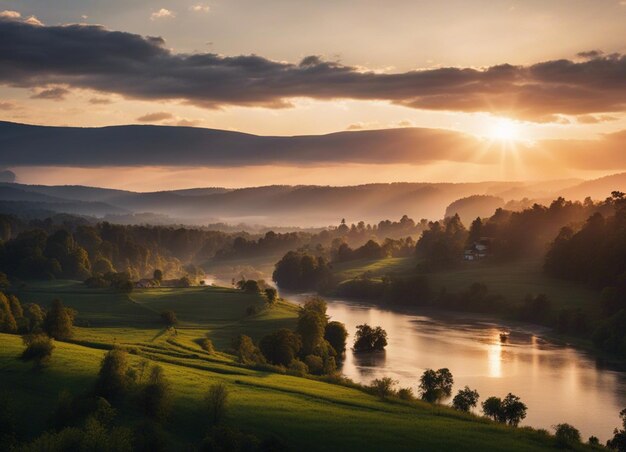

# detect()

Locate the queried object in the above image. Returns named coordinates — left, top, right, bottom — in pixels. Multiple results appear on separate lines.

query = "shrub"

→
left=554, top=423, right=581, bottom=447
left=370, top=377, right=398, bottom=400
left=21, top=333, right=54, bottom=370
left=288, top=359, right=309, bottom=377
left=160, top=310, right=177, bottom=326
left=133, top=420, right=169, bottom=452
left=201, top=426, right=259, bottom=452
left=397, top=387, right=415, bottom=401
left=205, top=382, right=228, bottom=425
left=304, top=355, right=324, bottom=375
left=200, top=338, right=215, bottom=354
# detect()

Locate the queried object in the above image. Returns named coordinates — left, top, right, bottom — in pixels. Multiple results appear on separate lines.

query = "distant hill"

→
left=557, top=172, right=626, bottom=200
left=1, top=173, right=624, bottom=226
left=445, top=195, right=505, bottom=224
left=0, top=121, right=624, bottom=226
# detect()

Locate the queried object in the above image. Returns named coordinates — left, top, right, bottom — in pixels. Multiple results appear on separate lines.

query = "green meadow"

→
left=330, top=256, right=598, bottom=310
left=0, top=280, right=588, bottom=450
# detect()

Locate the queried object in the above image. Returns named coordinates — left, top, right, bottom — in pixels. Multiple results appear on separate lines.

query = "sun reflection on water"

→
left=487, top=332, right=503, bottom=378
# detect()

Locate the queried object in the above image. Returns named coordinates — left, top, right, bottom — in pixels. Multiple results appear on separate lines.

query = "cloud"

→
left=0, top=15, right=625, bottom=121
left=150, top=8, right=175, bottom=20
left=576, top=114, right=619, bottom=124
left=0, top=10, right=21, bottom=19
left=175, top=119, right=201, bottom=127
left=190, top=4, right=210, bottom=13
left=30, top=87, right=70, bottom=100
left=137, top=112, right=174, bottom=122
left=577, top=50, right=604, bottom=59
left=88, top=97, right=112, bottom=105
left=0, top=101, right=17, bottom=110
left=346, top=123, right=364, bottom=130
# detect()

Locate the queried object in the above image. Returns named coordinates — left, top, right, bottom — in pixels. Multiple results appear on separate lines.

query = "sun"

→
left=488, top=118, right=521, bottom=142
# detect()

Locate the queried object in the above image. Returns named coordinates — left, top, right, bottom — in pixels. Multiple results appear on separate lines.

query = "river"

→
left=289, top=293, right=626, bottom=442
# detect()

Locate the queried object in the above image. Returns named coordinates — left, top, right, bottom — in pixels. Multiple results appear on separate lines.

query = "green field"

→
left=330, top=256, right=598, bottom=310
left=0, top=280, right=583, bottom=450
left=331, top=257, right=417, bottom=283
left=428, top=258, right=598, bottom=310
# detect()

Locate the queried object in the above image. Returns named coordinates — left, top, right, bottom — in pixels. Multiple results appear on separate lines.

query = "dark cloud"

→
left=1, top=14, right=625, bottom=120
left=1, top=121, right=625, bottom=173
left=577, top=50, right=604, bottom=59
left=88, top=97, right=112, bottom=105
left=30, top=87, right=69, bottom=100
left=137, top=112, right=173, bottom=122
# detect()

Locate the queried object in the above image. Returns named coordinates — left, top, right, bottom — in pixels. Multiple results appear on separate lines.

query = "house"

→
left=135, top=278, right=158, bottom=288
left=463, top=237, right=492, bottom=261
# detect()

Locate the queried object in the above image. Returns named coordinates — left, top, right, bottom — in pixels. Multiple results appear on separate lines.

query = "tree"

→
left=482, top=396, right=504, bottom=422
left=23, top=303, right=44, bottom=333
left=501, top=393, right=527, bottom=427
left=264, top=287, right=278, bottom=304
left=452, top=386, right=480, bottom=412
left=272, top=251, right=332, bottom=291
left=153, top=269, right=163, bottom=282
left=95, top=348, right=131, bottom=400
left=418, top=368, right=454, bottom=403
left=259, top=329, right=302, bottom=366
left=43, top=299, right=75, bottom=340
left=554, top=423, right=581, bottom=447
left=205, top=382, right=228, bottom=425
left=370, top=377, right=397, bottom=400
left=21, top=334, right=54, bottom=370
left=238, top=279, right=261, bottom=293
left=140, top=365, right=171, bottom=421
left=297, top=309, right=326, bottom=356
left=304, top=355, right=324, bottom=375
left=232, top=334, right=263, bottom=365
left=482, top=393, right=527, bottom=426
left=353, top=324, right=387, bottom=352
left=324, top=321, right=348, bottom=355
left=8, top=295, right=23, bottom=322
left=160, top=310, right=177, bottom=327
left=0, top=293, right=17, bottom=333
left=608, top=408, right=626, bottom=452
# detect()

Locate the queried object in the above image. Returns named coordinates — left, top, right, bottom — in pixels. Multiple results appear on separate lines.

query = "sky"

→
left=0, top=1, right=625, bottom=190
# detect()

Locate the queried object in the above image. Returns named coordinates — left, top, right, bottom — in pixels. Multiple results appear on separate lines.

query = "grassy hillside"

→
left=331, top=257, right=417, bottom=283
left=428, top=258, right=598, bottom=310
left=1, top=281, right=582, bottom=450
left=330, top=257, right=598, bottom=310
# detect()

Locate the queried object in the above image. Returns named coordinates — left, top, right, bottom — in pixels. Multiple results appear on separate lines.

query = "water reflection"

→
left=487, top=338, right=502, bottom=378
left=290, top=293, right=626, bottom=442
left=353, top=351, right=387, bottom=378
